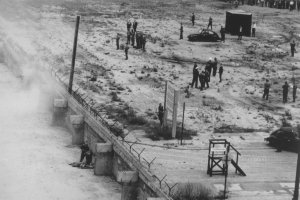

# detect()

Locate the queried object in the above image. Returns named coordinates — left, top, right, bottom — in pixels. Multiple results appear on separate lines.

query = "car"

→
left=264, top=127, right=300, bottom=152
left=188, top=29, right=221, bottom=42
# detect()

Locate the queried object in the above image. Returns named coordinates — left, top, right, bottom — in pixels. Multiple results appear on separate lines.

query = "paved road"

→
left=130, top=132, right=298, bottom=199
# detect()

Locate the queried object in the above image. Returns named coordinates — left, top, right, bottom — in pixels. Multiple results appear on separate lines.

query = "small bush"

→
left=171, top=182, right=215, bottom=200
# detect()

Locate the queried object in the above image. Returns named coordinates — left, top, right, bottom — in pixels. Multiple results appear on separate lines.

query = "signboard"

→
left=164, top=81, right=179, bottom=138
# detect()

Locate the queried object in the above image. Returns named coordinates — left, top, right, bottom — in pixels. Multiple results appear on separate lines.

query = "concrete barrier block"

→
left=96, top=143, right=112, bottom=153
left=116, top=170, right=138, bottom=183
left=70, top=115, right=84, bottom=125
left=54, top=99, right=67, bottom=108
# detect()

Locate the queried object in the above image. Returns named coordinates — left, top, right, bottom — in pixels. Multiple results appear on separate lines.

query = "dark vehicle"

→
left=264, top=127, right=300, bottom=152
left=188, top=29, right=221, bottom=42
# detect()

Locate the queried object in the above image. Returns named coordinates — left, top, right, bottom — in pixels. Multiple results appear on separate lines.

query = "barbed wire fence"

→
left=50, top=68, right=179, bottom=198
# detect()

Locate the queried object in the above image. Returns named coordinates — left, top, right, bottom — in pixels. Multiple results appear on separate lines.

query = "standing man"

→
left=199, top=71, right=205, bottom=91
left=133, top=20, right=138, bottom=32
left=207, top=17, right=213, bottom=30
left=212, top=58, right=218, bottom=77
left=127, top=20, right=131, bottom=32
left=180, top=23, right=183, bottom=40
left=191, top=13, right=195, bottom=26
left=191, top=63, right=199, bottom=88
left=116, top=33, right=120, bottom=50
left=205, top=70, right=210, bottom=88
left=142, top=35, right=147, bottom=51
left=131, top=29, right=135, bottom=46
left=282, top=81, right=289, bottom=103
left=238, top=26, right=243, bottom=40
left=136, top=32, right=140, bottom=49
left=220, top=26, right=226, bottom=42
left=293, top=81, right=297, bottom=102
left=252, top=22, right=256, bottom=37
left=158, top=103, right=164, bottom=126
left=127, top=31, right=131, bottom=45
left=125, top=44, right=129, bottom=60
left=262, top=79, right=271, bottom=100
left=205, top=58, right=213, bottom=80
left=290, top=40, right=296, bottom=57
left=219, top=64, right=223, bottom=82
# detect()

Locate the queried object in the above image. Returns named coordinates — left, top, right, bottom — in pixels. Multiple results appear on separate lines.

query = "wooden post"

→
left=180, top=102, right=185, bottom=145
left=163, top=81, right=168, bottom=128
left=68, top=16, right=80, bottom=94
left=171, top=90, right=179, bottom=138
left=293, top=141, right=300, bottom=200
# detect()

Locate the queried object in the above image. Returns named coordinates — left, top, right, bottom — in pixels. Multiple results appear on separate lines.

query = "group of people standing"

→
left=191, top=58, right=223, bottom=91
left=116, top=19, right=147, bottom=60
left=262, top=79, right=297, bottom=103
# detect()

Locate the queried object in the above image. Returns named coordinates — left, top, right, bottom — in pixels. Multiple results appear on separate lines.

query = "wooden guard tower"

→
left=207, top=139, right=246, bottom=177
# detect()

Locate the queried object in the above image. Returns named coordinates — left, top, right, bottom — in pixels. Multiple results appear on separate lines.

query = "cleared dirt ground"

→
left=0, top=0, right=300, bottom=199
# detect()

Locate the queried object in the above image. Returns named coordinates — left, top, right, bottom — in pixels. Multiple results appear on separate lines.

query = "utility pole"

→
left=293, top=140, right=300, bottom=200
left=68, top=15, right=80, bottom=94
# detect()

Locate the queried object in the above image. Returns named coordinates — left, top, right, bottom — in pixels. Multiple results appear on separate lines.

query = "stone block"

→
left=96, top=143, right=113, bottom=153
left=54, top=99, right=67, bottom=108
left=116, top=170, right=138, bottom=183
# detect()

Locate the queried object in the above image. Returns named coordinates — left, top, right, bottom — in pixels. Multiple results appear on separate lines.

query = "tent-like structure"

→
left=225, top=10, right=252, bottom=37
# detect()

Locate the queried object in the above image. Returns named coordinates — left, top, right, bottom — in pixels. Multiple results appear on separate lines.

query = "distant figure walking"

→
left=220, top=26, right=226, bottom=42
left=191, top=63, right=199, bottom=88
left=191, top=13, right=195, bottom=26
left=293, top=82, right=297, bottom=102
left=158, top=103, right=164, bottom=126
left=282, top=81, right=289, bottom=103
left=290, top=40, right=296, bottom=57
left=207, top=17, right=213, bottom=30
left=219, top=65, right=223, bottom=82
left=125, top=44, right=129, bottom=60
left=238, top=26, right=243, bottom=40
left=180, top=23, right=183, bottom=40
left=262, top=79, right=271, bottom=100
left=252, top=22, right=256, bottom=37
left=116, top=33, right=120, bottom=50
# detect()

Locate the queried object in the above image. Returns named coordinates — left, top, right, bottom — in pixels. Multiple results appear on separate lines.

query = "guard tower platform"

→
left=207, top=139, right=246, bottom=177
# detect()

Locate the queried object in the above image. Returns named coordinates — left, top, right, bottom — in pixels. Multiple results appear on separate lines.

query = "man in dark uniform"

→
left=127, top=20, right=131, bottom=32
left=212, top=58, right=218, bottom=77
left=293, top=81, right=297, bottom=102
left=127, top=31, right=131, bottom=45
left=282, top=81, right=289, bottom=103
left=136, top=32, right=140, bottom=49
left=205, top=70, right=210, bottom=88
left=220, top=26, right=225, bottom=42
left=158, top=103, right=164, bottom=126
left=191, top=13, right=195, bottom=26
left=290, top=40, right=296, bottom=57
left=125, top=44, right=129, bottom=60
left=205, top=59, right=212, bottom=81
left=180, top=23, right=183, bottom=40
left=207, top=17, right=213, bottom=30
left=142, top=36, right=146, bottom=51
left=131, top=29, right=135, bottom=46
left=80, top=143, right=89, bottom=162
left=219, top=65, right=223, bottom=82
left=116, top=33, right=120, bottom=50
left=191, top=63, right=199, bottom=88
left=133, top=20, right=138, bottom=32
left=262, top=79, right=271, bottom=100
left=199, top=71, right=205, bottom=91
